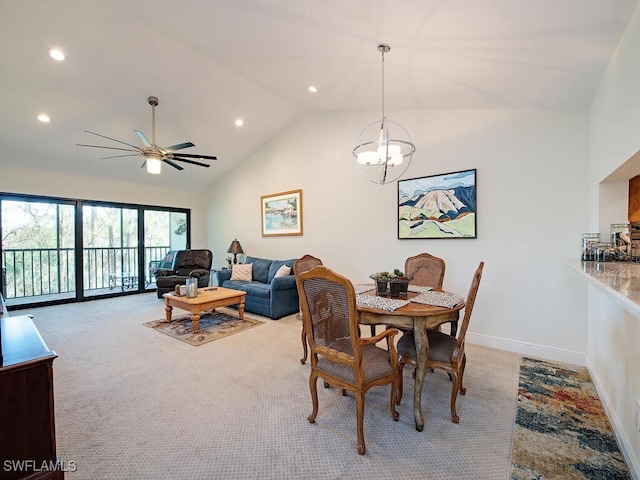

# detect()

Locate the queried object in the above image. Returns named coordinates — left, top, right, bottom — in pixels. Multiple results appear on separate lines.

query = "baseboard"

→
left=466, top=332, right=587, bottom=366
left=586, top=359, right=640, bottom=480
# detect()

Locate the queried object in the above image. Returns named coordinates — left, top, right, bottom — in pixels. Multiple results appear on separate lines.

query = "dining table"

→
left=355, top=286, right=465, bottom=431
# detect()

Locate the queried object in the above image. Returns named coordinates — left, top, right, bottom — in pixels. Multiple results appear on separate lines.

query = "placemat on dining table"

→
left=410, top=291, right=464, bottom=308
left=407, top=285, right=433, bottom=294
left=355, top=294, right=409, bottom=312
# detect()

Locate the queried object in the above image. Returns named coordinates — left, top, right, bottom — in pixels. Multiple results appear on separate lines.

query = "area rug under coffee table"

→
left=510, top=357, right=631, bottom=479
left=144, top=310, right=264, bottom=346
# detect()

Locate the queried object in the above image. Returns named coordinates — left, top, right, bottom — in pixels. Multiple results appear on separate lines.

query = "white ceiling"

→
left=0, top=0, right=637, bottom=191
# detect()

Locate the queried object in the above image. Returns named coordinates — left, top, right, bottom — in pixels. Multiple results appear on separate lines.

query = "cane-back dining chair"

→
left=406, top=252, right=454, bottom=335
left=293, top=254, right=323, bottom=365
left=372, top=252, right=447, bottom=337
left=396, top=261, right=484, bottom=424
left=404, top=252, right=446, bottom=290
left=297, top=265, right=400, bottom=455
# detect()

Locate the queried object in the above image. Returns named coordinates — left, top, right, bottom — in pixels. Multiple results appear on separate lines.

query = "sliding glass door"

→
left=82, top=204, right=139, bottom=297
left=144, top=210, right=188, bottom=287
left=1, top=197, right=76, bottom=305
left=0, top=193, right=190, bottom=309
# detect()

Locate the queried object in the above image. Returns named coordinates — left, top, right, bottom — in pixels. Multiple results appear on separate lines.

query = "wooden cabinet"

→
left=0, top=315, right=63, bottom=480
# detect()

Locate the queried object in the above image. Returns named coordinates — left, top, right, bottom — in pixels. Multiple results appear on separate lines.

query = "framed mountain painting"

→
left=398, top=169, right=477, bottom=239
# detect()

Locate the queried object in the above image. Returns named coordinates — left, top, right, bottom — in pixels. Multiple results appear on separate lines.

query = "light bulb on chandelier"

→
left=352, top=44, right=415, bottom=185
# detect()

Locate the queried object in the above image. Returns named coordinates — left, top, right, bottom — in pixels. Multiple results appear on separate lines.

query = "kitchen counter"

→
left=565, top=259, right=640, bottom=317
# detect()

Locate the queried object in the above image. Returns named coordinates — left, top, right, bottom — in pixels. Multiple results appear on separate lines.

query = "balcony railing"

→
left=2, top=246, right=171, bottom=300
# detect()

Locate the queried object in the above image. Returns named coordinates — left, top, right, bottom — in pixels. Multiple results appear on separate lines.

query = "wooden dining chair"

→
left=396, top=261, right=484, bottom=424
left=293, top=254, right=323, bottom=365
left=297, top=265, right=400, bottom=455
left=404, top=252, right=446, bottom=290
left=371, top=252, right=447, bottom=337
left=406, top=252, right=456, bottom=336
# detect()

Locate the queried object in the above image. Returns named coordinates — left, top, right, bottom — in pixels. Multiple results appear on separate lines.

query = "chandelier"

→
left=352, top=44, right=415, bottom=185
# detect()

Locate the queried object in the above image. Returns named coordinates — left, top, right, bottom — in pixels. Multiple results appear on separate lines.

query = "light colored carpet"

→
left=26, top=293, right=521, bottom=480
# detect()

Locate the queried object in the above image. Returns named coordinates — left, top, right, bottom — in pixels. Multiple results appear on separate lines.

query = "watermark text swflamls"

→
left=3, top=459, right=77, bottom=473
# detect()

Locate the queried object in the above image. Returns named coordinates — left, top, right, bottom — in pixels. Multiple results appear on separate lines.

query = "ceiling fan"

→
left=76, top=96, right=217, bottom=174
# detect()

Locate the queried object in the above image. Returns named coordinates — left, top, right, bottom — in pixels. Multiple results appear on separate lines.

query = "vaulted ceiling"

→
left=1, top=0, right=637, bottom=191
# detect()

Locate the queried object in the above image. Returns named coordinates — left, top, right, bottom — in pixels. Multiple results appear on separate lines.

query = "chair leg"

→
left=390, top=374, right=400, bottom=421
left=449, top=370, right=460, bottom=424
left=300, top=329, right=308, bottom=365
left=396, top=361, right=405, bottom=405
left=459, top=354, right=467, bottom=395
left=355, top=391, right=366, bottom=455
left=370, top=325, right=376, bottom=337
left=308, top=374, right=319, bottom=424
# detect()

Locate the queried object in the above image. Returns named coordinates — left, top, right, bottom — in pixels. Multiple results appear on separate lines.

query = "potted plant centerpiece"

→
left=369, top=271, right=390, bottom=296
left=389, top=269, right=409, bottom=297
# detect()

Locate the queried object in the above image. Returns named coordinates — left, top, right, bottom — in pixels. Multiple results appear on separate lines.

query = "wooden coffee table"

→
left=163, top=287, right=247, bottom=333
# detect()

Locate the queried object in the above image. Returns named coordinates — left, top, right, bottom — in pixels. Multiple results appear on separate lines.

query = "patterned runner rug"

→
left=144, top=311, right=264, bottom=346
left=510, top=357, right=631, bottom=479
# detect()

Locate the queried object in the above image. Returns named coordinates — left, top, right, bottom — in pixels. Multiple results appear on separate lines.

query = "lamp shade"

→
left=227, top=239, right=244, bottom=255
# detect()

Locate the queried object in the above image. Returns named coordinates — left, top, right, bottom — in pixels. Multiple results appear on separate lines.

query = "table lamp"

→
left=227, top=239, right=244, bottom=264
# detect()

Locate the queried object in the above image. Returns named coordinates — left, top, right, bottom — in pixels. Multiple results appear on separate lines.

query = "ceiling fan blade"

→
left=135, top=130, right=151, bottom=147
left=84, top=130, right=140, bottom=149
left=169, top=156, right=211, bottom=168
left=171, top=153, right=217, bottom=161
left=76, top=144, right=139, bottom=153
left=163, top=158, right=184, bottom=171
left=101, top=154, right=141, bottom=160
left=164, top=142, right=195, bottom=152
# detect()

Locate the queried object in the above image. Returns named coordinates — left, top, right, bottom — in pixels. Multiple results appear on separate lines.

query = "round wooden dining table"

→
left=356, top=290, right=465, bottom=431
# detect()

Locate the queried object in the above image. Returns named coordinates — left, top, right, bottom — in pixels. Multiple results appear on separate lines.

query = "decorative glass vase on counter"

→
left=582, top=233, right=600, bottom=261
left=595, top=242, right=616, bottom=262
left=610, top=223, right=631, bottom=261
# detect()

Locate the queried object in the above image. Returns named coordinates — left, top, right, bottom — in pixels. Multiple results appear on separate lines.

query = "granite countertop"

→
left=565, top=259, right=640, bottom=317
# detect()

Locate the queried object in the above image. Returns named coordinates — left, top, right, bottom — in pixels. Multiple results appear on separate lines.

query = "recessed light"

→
left=235, top=119, right=244, bottom=127
left=47, top=48, right=65, bottom=61
left=308, top=86, right=318, bottom=93
left=37, top=114, right=51, bottom=123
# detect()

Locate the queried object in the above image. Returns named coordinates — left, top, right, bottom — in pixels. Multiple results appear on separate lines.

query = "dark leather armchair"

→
left=155, top=249, right=213, bottom=298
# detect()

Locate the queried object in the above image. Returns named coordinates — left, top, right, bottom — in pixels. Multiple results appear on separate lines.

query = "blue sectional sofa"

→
left=216, top=256, right=298, bottom=319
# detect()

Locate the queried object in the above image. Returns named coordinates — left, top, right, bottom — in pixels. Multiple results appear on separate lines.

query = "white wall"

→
left=0, top=165, right=208, bottom=248
left=589, top=3, right=640, bottom=474
left=205, top=108, right=589, bottom=363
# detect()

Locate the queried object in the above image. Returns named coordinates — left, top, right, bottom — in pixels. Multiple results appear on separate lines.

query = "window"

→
left=0, top=193, right=190, bottom=309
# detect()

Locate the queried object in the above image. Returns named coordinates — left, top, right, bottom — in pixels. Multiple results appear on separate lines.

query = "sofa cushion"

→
left=267, top=259, right=295, bottom=282
left=221, top=280, right=271, bottom=300
left=247, top=257, right=272, bottom=284
left=275, top=264, right=291, bottom=278
left=242, top=282, right=271, bottom=299
left=268, top=260, right=285, bottom=282
left=231, top=263, right=252, bottom=282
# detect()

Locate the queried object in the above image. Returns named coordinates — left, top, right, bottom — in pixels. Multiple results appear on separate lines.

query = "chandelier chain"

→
left=381, top=48, right=385, bottom=120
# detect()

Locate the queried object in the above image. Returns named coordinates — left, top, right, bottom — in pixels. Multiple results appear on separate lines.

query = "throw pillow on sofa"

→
left=274, top=264, right=291, bottom=277
left=231, top=263, right=252, bottom=281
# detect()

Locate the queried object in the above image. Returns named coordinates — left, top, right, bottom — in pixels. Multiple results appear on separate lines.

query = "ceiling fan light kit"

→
left=76, top=96, right=217, bottom=174
left=352, top=44, right=415, bottom=185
